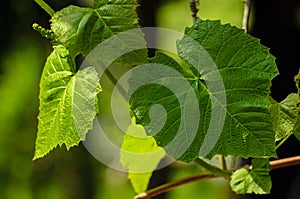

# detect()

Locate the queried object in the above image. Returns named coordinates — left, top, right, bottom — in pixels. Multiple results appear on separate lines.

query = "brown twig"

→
left=189, top=0, right=199, bottom=23
left=270, top=156, right=300, bottom=170
left=242, top=0, right=252, bottom=33
left=134, top=156, right=300, bottom=199
left=134, top=174, right=216, bottom=199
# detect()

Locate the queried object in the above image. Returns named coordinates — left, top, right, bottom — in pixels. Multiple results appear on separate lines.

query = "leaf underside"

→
left=230, top=158, right=272, bottom=194
left=120, top=120, right=166, bottom=193
left=269, top=94, right=300, bottom=141
left=34, top=45, right=101, bottom=160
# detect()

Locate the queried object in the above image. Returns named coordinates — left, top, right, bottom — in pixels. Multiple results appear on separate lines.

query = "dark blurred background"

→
left=0, top=0, right=299, bottom=199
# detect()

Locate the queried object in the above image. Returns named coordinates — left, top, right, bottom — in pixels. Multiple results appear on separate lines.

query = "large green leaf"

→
left=230, top=159, right=272, bottom=194
left=51, top=0, right=147, bottom=63
left=269, top=94, right=300, bottom=141
left=129, top=20, right=278, bottom=162
left=120, top=119, right=166, bottom=193
left=179, top=20, right=278, bottom=159
left=33, top=45, right=101, bottom=160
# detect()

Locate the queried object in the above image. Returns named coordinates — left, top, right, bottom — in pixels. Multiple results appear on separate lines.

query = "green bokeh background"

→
left=0, top=0, right=243, bottom=198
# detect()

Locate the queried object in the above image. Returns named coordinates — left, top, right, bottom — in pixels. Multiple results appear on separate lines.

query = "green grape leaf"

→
left=269, top=94, right=300, bottom=141
left=178, top=20, right=278, bottom=160
left=50, top=0, right=147, bottom=64
left=230, top=159, right=272, bottom=194
left=33, top=45, right=101, bottom=160
left=120, top=119, right=166, bottom=193
left=129, top=20, right=278, bottom=163
left=129, top=52, right=201, bottom=161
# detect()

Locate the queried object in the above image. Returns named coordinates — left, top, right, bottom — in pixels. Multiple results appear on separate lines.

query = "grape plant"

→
left=33, top=0, right=300, bottom=198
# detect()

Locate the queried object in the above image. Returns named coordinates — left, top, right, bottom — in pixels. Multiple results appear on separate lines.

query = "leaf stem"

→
left=34, top=0, right=55, bottom=16
left=103, top=68, right=127, bottom=99
left=275, top=131, right=293, bottom=150
left=194, top=158, right=232, bottom=179
left=242, top=0, right=252, bottom=33
left=189, top=0, right=199, bottom=23
left=134, top=156, right=300, bottom=199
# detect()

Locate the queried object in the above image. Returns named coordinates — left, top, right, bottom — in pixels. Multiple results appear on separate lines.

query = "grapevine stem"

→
left=34, top=0, right=55, bottom=16
left=103, top=68, right=127, bottom=99
left=270, top=156, right=300, bottom=170
left=242, top=0, right=252, bottom=33
left=134, top=156, right=300, bottom=199
left=134, top=174, right=217, bottom=199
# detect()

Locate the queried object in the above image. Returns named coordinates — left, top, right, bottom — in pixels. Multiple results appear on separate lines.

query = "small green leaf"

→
left=51, top=1, right=147, bottom=64
left=120, top=119, right=166, bottom=193
left=270, top=94, right=300, bottom=141
left=34, top=45, right=101, bottom=160
left=230, top=159, right=272, bottom=194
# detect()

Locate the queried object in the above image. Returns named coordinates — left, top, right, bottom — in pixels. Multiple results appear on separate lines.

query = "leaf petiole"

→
left=275, top=130, right=293, bottom=150
left=194, top=158, right=232, bottom=179
left=34, top=0, right=55, bottom=16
